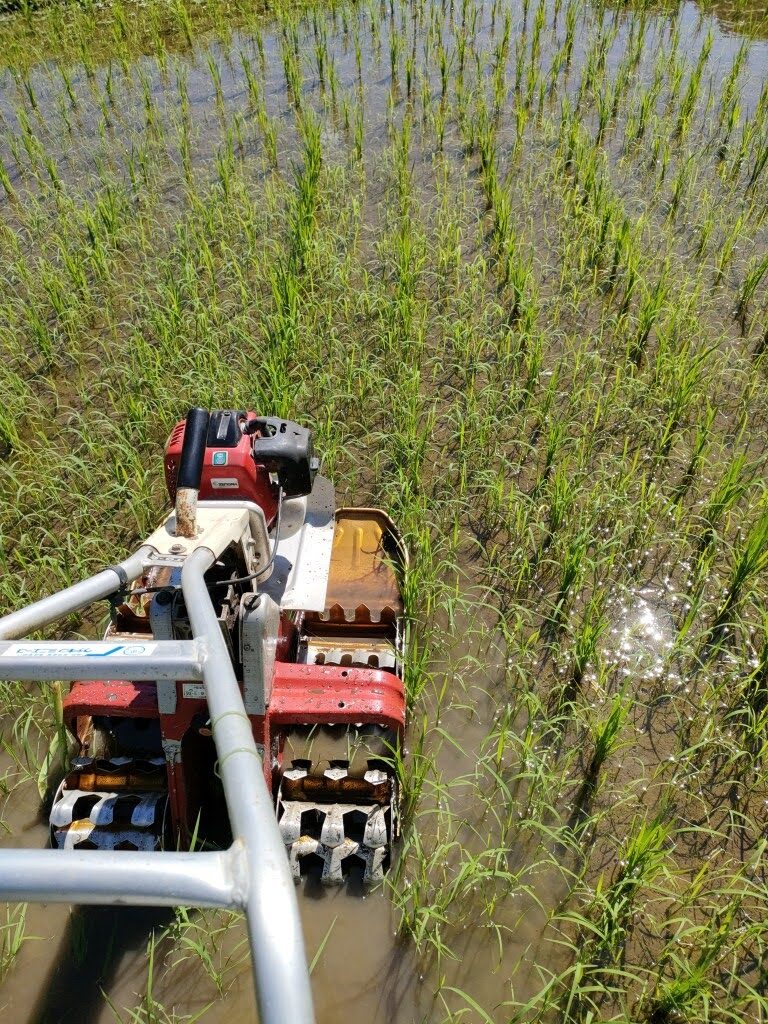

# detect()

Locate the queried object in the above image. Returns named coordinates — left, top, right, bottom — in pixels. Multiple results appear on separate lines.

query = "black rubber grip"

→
left=177, top=408, right=210, bottom=490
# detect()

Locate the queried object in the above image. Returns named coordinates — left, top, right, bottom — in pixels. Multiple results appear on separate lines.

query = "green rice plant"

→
left=670, top=402, right=716, bottom=504
left=642, top=852, right=765, bottom=1024
left=0, top=156, right=17, bottom=202
left=281, top=25, right=303, bottom=108
left=667, top=155, right=695, bottom=220
left=206, top=53, right=224, bottom=110
left=563, top=809, right=672, bottom=967
left=673, top=30, right=711, bottom=140
left=353, top=98, right=365, bottom=162
left=629, top=267, right=670, bottom=367
left=582, top=685, right=630, bottom=783
left=104, top=930, right=211, bottom=1024
left=727, top=614, right=768, bottom=757
left=708, top=496, right=768, bottom=644
left=544, top=522, right=592, bottom=635
left=735, top=251, right=768, bottom=330
left=713, top=213, right=745, bottom=286
left=651, top=336, right=712, bottom=467
left=166, top=907, right=247, bottom=994
left=694, top=452, right=753, bottom=561
left=288, top=111, right=323, bottom=271
left=170, top=0, right=193, bottom=47
left=747, top=136, right=768, bottom=191
left=0, top=904, right=31, bottom=982
left=309, top=916, right=337, bottom=975
left=568, top=593, right=608, bottom=693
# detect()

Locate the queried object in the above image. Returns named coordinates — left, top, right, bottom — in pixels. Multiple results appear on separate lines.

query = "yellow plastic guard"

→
left=320, top=509, right=404, bottom=624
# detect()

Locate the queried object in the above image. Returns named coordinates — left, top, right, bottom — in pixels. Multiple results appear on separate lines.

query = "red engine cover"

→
left=164, top=412, right=279, bottom=526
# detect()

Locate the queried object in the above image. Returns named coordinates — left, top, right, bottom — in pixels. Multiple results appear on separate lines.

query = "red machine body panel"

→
left=64, top=680, right=159, bottom=720
left=268, top=663, right=405, bottom=733
left=63, top=668, right=405, bottom=745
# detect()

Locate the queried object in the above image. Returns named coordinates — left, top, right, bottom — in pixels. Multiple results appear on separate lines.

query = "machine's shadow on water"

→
left=0, top=766, right=173, bottom=1023
left=29, top=906, right=172, bottom=1024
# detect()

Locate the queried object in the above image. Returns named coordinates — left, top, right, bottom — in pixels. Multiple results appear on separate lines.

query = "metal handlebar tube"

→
left=0, top=640, right=204, bottom=682
left=182, top=547, right=315, bottom=1024
left=0, top=547, right=151, bottom=641
left=0, top=847, right=246, bottom=908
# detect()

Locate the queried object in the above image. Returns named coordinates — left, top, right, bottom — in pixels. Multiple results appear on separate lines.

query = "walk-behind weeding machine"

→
left=0, top=408, right=407, bottom=1023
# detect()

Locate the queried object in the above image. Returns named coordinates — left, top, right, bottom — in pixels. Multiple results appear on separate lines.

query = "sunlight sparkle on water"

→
left=604, top=586, right=676, bottom=684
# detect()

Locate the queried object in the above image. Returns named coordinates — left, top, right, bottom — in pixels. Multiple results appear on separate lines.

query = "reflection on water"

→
left=602, top=0, right=768, bottom=40
left=606, top=583, right=678, bottom=686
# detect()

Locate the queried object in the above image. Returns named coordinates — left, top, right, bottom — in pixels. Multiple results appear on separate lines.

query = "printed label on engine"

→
left=211, top=477, right=239, bottom=489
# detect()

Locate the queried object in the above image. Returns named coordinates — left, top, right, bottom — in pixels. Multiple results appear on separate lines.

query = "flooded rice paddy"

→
left=1, top=0, right=768, bottom=1019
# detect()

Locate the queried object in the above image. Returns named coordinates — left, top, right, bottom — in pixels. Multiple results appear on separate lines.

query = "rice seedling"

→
left=706, top=496, right=768, bottom=646
left=735, top=251, right=768, bottom=329
left=0, top=904, right=32, bottom=982
left=104, top=929, right=213, bottom=1024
